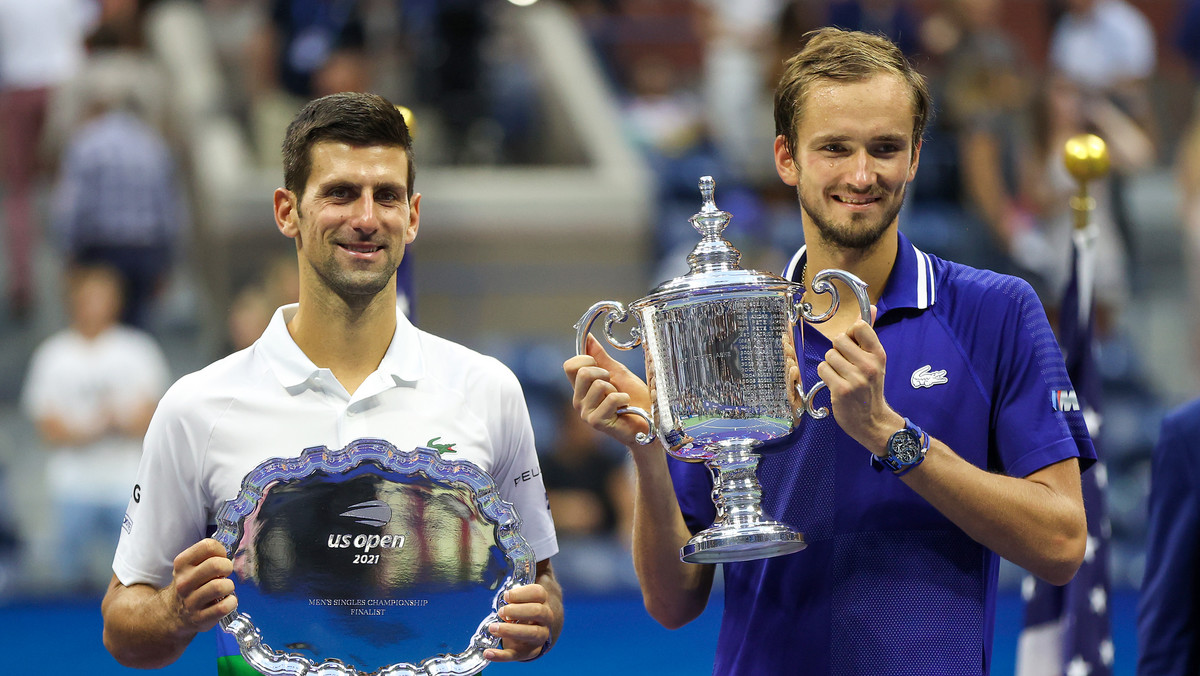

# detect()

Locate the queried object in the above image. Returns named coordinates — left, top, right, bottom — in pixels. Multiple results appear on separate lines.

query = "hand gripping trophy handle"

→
left=792, top=269, right=873, bottom=419
left=573, top=301, right=657, bottom=445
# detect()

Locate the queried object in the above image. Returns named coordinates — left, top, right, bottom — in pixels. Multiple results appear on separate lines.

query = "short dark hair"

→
left=773, top=27, right=930, bottom=158
left=281, top=92, right=415, bottom=198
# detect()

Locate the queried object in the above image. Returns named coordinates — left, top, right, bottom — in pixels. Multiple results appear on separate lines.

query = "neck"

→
left=287, top=289, right=398, bottom=394
left=801, top=228, right=899, bottom=335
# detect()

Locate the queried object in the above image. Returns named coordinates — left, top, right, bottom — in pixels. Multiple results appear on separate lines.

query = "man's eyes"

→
left=819, top=145, right=903, bottom=156
left=322, top=186, right=404, bottom=202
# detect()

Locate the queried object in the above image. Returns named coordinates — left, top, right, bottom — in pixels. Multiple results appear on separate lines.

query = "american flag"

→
left=1015, top=224, right=1114, bottom=676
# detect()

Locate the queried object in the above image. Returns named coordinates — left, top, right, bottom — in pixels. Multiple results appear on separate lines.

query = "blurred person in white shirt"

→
left=21, top=263, right=170, bottom=591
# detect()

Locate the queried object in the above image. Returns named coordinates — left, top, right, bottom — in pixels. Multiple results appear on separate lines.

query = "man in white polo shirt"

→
left=100, top=92, right=562, bottom=672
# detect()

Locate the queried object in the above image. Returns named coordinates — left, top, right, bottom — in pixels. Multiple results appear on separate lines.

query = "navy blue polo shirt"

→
left=668, top=233, right=1095, bottom=675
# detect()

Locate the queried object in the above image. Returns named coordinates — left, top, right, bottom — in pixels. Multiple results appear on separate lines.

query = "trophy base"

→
left=679, top=522, right=806, bottom=564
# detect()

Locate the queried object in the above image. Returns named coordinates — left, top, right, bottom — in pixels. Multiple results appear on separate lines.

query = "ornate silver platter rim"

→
left=212, top=438, right=535, bottom=676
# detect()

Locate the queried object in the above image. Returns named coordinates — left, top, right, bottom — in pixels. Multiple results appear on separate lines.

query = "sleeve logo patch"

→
left=1052, top=389, right=1080, bottom=412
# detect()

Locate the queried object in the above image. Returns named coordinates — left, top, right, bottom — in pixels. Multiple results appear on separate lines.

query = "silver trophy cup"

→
left=574, top=176, right=871, bottom=564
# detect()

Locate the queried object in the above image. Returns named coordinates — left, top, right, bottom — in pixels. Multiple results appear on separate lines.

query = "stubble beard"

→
left=798, top=185, right=906, bottom=252
left=318, top=262, right=396, bottom=301
left=297, top=206, right=400, bottom=304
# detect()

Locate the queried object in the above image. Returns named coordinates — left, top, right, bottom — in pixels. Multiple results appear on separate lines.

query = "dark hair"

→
left=281, top=92, right=415, bottom=198
left=773, top=27, right=930, bottom=157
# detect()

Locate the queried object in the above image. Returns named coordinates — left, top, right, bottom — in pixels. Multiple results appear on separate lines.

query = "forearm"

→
left=629, top=448, right=714, bottom=629
left=902, top=443, right=1085, bottom=584
left=101, top=577, right=196, bottom=669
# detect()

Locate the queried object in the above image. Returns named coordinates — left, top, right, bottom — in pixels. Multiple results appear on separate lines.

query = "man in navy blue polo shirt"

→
left=564, top=27, right=1095, bottom=675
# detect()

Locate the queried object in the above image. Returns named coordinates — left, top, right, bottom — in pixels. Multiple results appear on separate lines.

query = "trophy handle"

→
left=794, top=269, right=872, bottom=419
left=573, top=301, right=657, bottom=445
left=574, top=300, right=643, bottom=355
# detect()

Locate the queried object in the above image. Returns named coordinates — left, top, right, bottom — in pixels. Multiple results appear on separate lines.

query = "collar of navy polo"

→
left=783, top=231, right=938, bottom=316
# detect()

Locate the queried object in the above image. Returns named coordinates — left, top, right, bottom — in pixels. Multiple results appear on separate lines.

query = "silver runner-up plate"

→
left=213, top=438, right=535, bottom=676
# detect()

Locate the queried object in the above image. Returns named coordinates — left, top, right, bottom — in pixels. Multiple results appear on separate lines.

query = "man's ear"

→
left=274, top=188, right=299, bottom=239
left=774, top=135, right=799, bottom=186
left=405, top=192, right=421, bottom=244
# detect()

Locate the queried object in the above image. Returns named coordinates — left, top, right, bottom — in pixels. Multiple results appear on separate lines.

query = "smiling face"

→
left=274, top=141, right=419, bottom=306
left=774, top=73, right=920, bottom=253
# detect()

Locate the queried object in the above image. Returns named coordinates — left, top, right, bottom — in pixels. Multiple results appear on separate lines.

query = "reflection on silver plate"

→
left=212, top=438, right=535, bottom=676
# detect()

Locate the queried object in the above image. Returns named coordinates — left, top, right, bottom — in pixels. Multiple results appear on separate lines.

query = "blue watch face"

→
left=889, top=430, right=922, bottom=464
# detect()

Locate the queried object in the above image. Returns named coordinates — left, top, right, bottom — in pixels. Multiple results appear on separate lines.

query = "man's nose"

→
left=847, top=149, right=875, bottom=188
left=349, top=193, right=381, bottom=229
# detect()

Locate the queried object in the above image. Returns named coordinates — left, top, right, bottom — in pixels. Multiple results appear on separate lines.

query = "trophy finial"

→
left=686, top=175, right=739, bottom=271
left=699, top=176, right=717, bottom=212
left=1063, top=134, right=1110, bottom=183
left=691, top=175, right=729, bottom=236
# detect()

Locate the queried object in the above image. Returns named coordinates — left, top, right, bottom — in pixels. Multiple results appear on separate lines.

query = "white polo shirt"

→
left=113, top=304, right=558, bottom=588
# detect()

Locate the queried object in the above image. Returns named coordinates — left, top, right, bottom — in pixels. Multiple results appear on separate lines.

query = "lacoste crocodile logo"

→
left=427, top=437, right=457, bottom=455
left=911, top=365, right=948, bottom=389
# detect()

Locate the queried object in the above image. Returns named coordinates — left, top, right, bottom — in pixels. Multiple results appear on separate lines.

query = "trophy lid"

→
left=646, top=176, right=791, bottom=300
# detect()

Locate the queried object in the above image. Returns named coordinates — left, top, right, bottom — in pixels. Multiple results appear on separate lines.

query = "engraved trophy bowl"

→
left=574, top=176, right=871, bottom=564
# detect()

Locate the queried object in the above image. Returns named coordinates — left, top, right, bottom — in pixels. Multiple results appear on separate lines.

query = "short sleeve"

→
left=987, top=279, right=1095, bottom=478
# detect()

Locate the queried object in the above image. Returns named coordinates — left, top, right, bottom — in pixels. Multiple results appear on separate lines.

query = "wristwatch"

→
left=878, top=417, right=930, bottom=475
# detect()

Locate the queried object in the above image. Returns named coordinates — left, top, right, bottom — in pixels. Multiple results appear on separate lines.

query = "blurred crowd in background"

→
left=0, top=0, right=1198, bottom=605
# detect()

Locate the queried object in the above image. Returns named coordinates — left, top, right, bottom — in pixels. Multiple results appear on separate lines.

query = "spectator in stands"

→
left=400, top=0, right=498, bottom=164
left=543, top=397, right=633, bottom=545
left=937, top=0, right=1037, bottom=273
left=245, top=0, right=369, bottom=166
left=50, top=76, right=188, bottom=330
left=619, top=51, right=724, bottom=280
left=899, top=0, right=1035, bottom=277
left=1024, top=75, right=1153, bottom=333
left=693, top=0, right=786, bottom=186
left=21, top=264, right=170, bottom=592
left=540, top=394, right=635, bottom=592
left=226, top=252, right=300, bottom=354
left=826, top=0, right=922, bottom=56
left=87, top=0, right=153, bottom=51
left=1047, top=0, right=1157, bottom=293
left=0, top=0, right=94, bottom=318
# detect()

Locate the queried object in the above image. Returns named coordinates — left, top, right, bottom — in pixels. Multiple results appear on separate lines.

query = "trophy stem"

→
left=679, top=442, right=806, bottom=564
